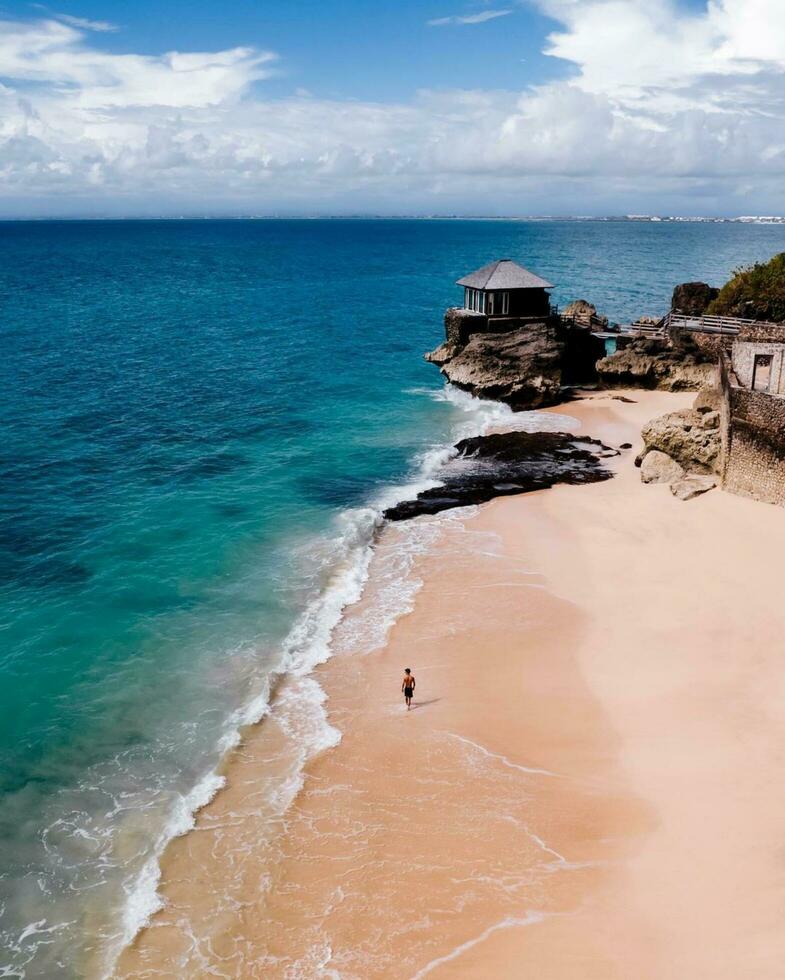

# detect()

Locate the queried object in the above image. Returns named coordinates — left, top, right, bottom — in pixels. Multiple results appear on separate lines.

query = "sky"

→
left=0, top=0, right=784, bottom=217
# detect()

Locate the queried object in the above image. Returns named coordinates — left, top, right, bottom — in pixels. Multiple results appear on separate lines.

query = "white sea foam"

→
left=409, top=911, right=546, bottom=979
left=445, top=731, right=559, bottom=778
left=118, top=768, right=225, bottom=953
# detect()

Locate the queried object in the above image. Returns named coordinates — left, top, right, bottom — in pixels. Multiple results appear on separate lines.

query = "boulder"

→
left=596, top=338, right=714, bottom=391
left=640, top=450, right=685, bottom=485
left=425, top=323, right=564, bottom=410
left=670, top=474, right=718, bottom=500
left=640, top=408, right=721, bottom=473
left=563, top=299, right=607, bottom=329
left=671, top=282, right=719, bottom=316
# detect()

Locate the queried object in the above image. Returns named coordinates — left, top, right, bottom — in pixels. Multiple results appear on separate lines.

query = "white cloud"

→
left=1, top=4, right=785, bottom=215
left=428, top=10, right=513, bottom=26
left=0, top=19, right=276, bottom=109
left=53, top=13, right=119, bottom=32
left=29, top=5, right=118, bottom=32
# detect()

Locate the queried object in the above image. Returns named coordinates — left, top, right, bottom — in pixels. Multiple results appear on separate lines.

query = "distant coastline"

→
left=2, top=214, right=785, bottom=223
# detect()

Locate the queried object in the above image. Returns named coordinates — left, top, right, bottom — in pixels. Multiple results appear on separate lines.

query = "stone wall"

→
left=737, top=324, right=785, bottom=344
left=444, top=307, right=487, bottom=347
left=717, top=354, right=732, bottom=480
left=723, top=384, right=785, bottom=506
left=691, top=332, right=734, bottom=359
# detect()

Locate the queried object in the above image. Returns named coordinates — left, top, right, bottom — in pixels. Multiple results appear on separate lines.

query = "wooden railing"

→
left=662, top=311, right=777, bottom=335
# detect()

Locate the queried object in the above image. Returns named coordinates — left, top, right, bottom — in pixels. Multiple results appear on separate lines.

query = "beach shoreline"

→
left=118, top=388, right=785, bottom=979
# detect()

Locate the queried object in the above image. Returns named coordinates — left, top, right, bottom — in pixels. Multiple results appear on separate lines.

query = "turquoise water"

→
left=2, top=218, right=784, bottom=977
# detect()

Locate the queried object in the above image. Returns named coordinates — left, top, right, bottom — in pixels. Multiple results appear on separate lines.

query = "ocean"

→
left=2, top=218, right=784, bottom=977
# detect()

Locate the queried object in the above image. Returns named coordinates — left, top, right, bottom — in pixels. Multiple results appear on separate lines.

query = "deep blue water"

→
left=2, top=218, right=784, bottom=977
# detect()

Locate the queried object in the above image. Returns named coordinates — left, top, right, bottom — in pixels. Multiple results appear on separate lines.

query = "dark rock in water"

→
left=384, top=431, right=617, bottom=521
left=620, top=442, right=633, bottom=449
left=672, top=281, right=719, bottom=316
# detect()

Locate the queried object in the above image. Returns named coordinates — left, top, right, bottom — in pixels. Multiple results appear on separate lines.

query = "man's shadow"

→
left=410, top=698, right=441, bottom=710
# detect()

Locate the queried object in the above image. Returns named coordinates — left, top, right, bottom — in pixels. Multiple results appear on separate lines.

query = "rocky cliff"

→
left=425, top=323, right=564, bottom=409
left=426, top=320, right=605, bottom=410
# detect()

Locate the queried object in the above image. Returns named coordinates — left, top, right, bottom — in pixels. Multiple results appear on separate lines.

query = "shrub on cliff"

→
left=707, top=252, right=785, bottom=322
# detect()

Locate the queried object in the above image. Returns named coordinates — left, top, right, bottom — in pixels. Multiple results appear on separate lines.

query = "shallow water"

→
left=1, top=218, right=784, bottom=976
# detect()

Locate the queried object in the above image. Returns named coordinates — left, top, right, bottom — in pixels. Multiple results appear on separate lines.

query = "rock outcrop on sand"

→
left=639, top=407, right=720, bottom=473
left=636, top=390, right=722, bottom=500
left=596, top=338, right=714, bottom=391
left=640, top=450, right=685, bottom=485
left=384, top=430, right=617, bottom=521
left=425, top=323, right=564, bottom=409
left=671, top=281, right=719, bottom=316
left=670, top=474, right=718, bottom=500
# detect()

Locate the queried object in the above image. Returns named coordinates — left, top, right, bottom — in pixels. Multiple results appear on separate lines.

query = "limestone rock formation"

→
left=596, top=338, right=714, bottom=391
left=670, top=474, right=718, bottom=501
left=563, top=299, right=607, bottom=329
left=640, top=408, right=721, bottom=474
left=671, top=282, right=719, bottom=316
left=640, top=450, right=685, bottom=485
left=423, top=343, right=453, bottom=367
left=425, top=323, right=564, bottom=410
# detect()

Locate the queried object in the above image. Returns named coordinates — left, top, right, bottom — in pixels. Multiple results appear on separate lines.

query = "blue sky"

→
left=6, top=0, right=569, bottom=99
left=0, top=0, right=784, bottom=216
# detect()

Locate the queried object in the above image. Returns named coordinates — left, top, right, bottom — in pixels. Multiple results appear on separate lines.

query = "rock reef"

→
left=384, top=430, right=617, bottom=521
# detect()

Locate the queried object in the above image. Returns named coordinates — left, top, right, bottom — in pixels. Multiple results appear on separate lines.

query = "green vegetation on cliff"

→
left=708, top=252, right=785, bottom=322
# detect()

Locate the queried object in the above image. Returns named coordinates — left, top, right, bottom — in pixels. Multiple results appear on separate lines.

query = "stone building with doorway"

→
left=717, top=324, right=785, bottom=506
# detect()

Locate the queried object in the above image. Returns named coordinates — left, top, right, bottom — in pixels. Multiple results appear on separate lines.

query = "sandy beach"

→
left=117, top=388, right=785, bottom=979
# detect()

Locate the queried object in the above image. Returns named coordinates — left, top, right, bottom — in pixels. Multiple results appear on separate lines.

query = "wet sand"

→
left=117, top=389, right=785, bottom=979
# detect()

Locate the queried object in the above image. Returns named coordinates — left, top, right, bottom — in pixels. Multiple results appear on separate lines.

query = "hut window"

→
left=501, top=292, right=509, bottom=315
left=488, top=292, right=495, bottom=315
left=465, top=287, right=470, bottom=309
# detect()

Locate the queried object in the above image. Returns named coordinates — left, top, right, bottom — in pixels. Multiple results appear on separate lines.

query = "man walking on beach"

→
left=402, top=668, right=415, bottom=710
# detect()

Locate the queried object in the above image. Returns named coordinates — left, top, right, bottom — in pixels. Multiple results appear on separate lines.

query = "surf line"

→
left=444, top=732, right=560, bottom=778
left=409, top=911, right=547, bottom=979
